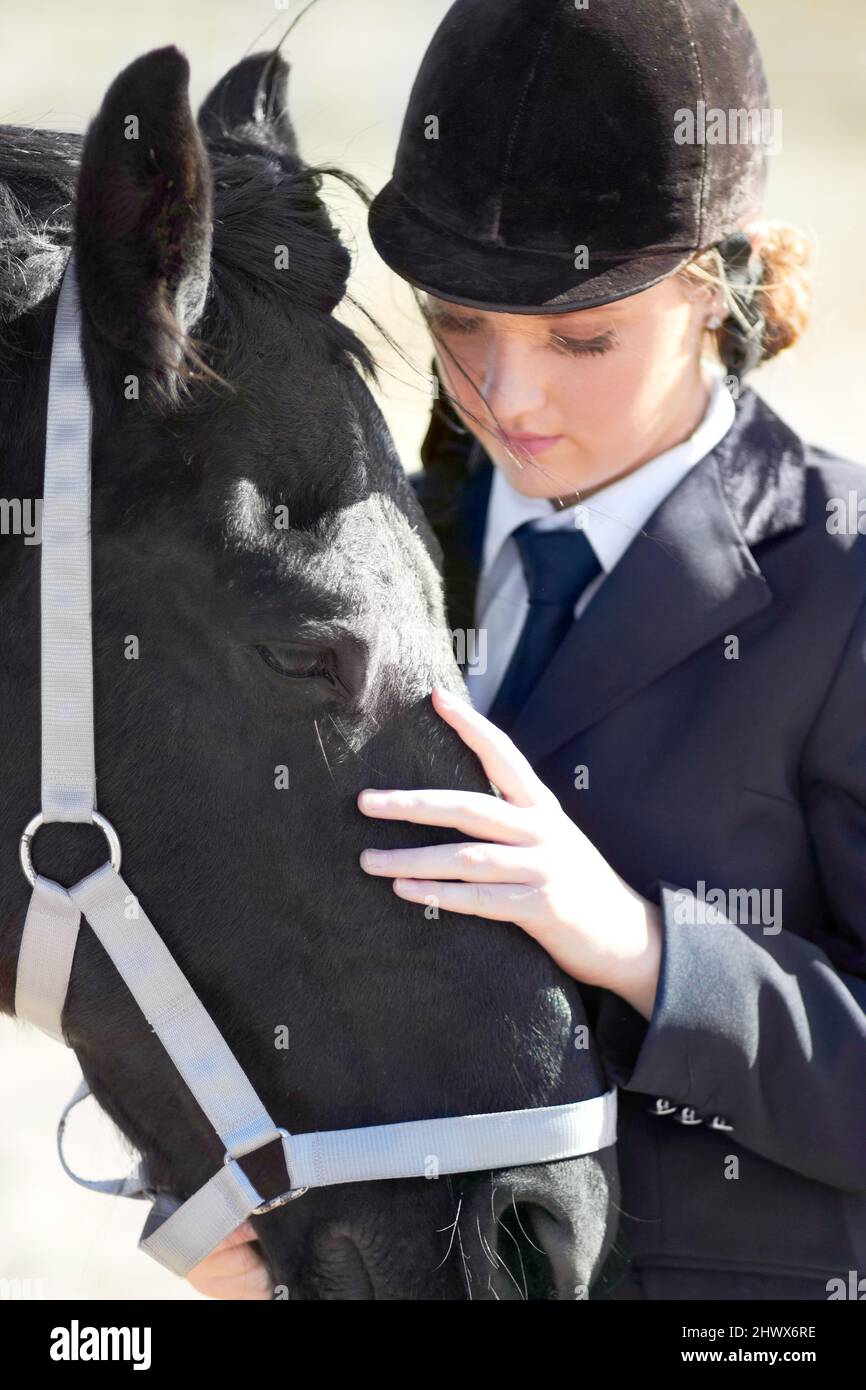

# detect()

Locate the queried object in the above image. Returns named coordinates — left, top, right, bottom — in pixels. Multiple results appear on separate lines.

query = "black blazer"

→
left=411, top=385, right=866, bottom=1300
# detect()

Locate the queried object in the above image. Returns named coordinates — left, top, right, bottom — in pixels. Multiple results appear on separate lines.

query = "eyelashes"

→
left=426, top=311, right=478, bottom=335
left=427, top=314, right=616, bottom=358
left=550, top=333, right=615, bottom=358
left=255, top=643, right=335, bottom=682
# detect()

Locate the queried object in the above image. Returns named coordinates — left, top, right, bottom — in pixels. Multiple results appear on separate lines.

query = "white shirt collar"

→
left=482, top=366, right=736, bottom=577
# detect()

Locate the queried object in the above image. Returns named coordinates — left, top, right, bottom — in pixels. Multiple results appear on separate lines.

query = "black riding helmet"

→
left=369, top=0, right=772, bottom=377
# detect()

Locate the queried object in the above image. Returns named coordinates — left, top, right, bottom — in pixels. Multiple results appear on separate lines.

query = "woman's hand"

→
left=358, top=685, right=663, bottom=1019
left=185, top=1223, right=271, bottom=1300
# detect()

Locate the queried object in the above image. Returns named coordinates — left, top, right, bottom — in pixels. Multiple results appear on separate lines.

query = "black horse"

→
left=0, top=46, right=618, bottom=1299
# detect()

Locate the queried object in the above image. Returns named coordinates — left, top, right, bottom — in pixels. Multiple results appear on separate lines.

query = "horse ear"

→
left=197, top=50, right=299, bottom=158
left=74, top=46, right=212, bottom=403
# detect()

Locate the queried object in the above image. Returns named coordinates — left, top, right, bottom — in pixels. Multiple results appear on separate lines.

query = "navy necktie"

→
left=486, top=521, right=601, bottom=736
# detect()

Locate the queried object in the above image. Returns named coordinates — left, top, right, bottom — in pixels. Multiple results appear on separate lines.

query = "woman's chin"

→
left=492, top=447, right=588, bottom=502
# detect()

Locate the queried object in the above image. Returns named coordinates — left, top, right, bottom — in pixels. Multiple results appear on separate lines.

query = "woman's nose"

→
left=480, top=333, right=547, bottom=421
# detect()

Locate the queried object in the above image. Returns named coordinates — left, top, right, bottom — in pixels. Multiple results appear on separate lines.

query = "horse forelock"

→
left=0, top=121, right=374, bottom=388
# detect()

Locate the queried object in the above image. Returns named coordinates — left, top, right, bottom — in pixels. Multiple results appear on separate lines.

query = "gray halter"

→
left=14, top=253, right=617, bottom=1280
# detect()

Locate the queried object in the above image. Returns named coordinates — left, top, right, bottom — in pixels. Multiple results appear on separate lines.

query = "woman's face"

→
left=426, top=274, right=719, bottom=501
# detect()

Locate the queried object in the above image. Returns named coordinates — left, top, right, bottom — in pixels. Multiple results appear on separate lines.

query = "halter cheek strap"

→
left=13, top=252, right=617, bottom=1280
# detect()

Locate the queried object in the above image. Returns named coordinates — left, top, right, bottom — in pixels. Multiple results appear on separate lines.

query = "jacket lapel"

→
left=437, top=387, right=809, bottom=765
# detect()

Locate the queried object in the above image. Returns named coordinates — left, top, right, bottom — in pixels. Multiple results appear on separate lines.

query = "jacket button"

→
left=649, top=1097, right=678, bottom=1116
left=675, top=1106, right=704, bottom=1125
left=710, top=1115, right=734, bottom=1131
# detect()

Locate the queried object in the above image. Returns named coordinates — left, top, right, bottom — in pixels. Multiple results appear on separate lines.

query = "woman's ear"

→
left=677, top=269, right=725, bottom=337
left=74, top=46, right=213, bottom=401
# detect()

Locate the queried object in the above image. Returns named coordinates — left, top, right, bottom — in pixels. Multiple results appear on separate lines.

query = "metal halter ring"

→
left=224, top=1127, right=309, bottom=1214
left=19, top=810, right=122, bottom=888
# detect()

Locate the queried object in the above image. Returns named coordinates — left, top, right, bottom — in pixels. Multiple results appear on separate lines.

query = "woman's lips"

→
left=498, top=431, right=565, bottom=457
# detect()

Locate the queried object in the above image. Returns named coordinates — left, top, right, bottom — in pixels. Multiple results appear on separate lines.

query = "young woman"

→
left=188, top=0, right=866, bottom=1300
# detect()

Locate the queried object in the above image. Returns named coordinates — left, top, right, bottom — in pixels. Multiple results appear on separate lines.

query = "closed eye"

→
left=549, top=332, right=615, bottom=357
left=255, top=643, right=336, bottom=682
left=426, top=310, right=482, bottom=335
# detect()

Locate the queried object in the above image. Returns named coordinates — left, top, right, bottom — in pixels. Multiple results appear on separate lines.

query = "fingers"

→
left=357, top=787, right=538, bottom=845
left=361, top=841, right=544, bottom=885
left=429, top=685, right=556, bottom=808
left=186, top=1224, right=272, bottom=1301
left=219, top=1221, right=259, bottom=1247
left=392, top=876, right=539, bottom=922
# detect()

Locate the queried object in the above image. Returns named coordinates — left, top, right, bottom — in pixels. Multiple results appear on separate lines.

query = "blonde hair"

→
left=680, top=220, right=814, bottom=373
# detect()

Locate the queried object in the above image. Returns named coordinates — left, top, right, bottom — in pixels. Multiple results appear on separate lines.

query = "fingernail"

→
left=359, top=790, right=387, bottom=808
left=361, top=849, right=386, bottom=867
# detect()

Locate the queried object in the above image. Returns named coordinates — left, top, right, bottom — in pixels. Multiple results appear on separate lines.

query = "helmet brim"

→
left=369, top=178, right=695, bottom=315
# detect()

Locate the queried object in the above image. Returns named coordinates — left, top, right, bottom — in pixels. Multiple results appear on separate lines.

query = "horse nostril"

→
left=523, top=1204, right=595, bottom=1300
left=493, top=1200, right=597, bottom=1300
left=495, top=1202, right=560, bottom=1300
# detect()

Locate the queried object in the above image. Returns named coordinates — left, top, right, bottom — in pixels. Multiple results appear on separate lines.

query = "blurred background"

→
left=1, top=0, right=863, bottom=1300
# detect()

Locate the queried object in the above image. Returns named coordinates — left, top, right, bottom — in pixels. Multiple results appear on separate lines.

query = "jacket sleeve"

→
left=593, top=593, right=866, bottom=1194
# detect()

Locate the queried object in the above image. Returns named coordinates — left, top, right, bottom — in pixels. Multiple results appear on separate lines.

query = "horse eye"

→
left=255, top=644, right=333, bottom=680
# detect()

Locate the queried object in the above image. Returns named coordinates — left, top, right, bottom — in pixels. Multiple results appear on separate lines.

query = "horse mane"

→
left=0, top=127, right=79, bottom=324
left=0, top=122, right=374, bottom=381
